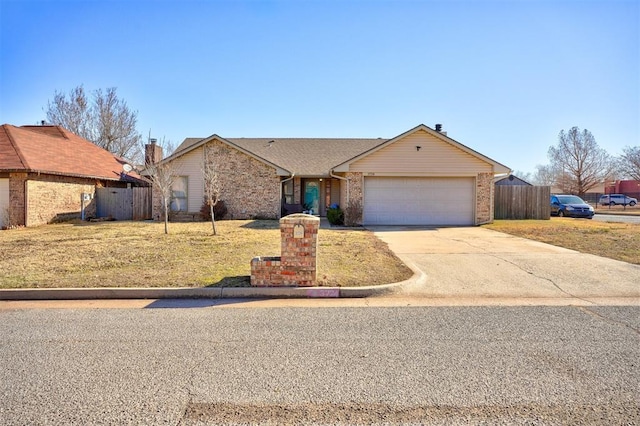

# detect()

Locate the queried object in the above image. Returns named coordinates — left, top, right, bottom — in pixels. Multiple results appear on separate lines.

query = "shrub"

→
left=344, top=199, right=363, bottom=227
left=200, top=197, right=228, bottom=221
left=327, top=206, right=344, bottom=226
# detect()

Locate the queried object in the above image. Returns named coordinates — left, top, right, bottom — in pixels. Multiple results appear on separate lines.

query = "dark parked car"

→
left=598, top=194, right=637, bottom=206
left=550, top=195, right=594, bottom=218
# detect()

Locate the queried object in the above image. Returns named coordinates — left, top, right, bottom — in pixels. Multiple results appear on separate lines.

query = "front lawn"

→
left=484, top=218, right=640, bottom=265
left=0, top=220, right=412, bottom=289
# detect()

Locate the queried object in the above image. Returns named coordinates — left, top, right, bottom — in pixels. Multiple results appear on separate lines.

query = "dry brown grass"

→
left=484, top=218, right=640, bottom=265
left=0, top=220, right=412, bottom=289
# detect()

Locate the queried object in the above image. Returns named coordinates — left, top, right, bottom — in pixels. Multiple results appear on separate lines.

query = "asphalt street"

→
left=1, top=304, right=638, bottom=425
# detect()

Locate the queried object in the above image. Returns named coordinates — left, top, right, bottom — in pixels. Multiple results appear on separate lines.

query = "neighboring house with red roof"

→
left=153, top=124, right=510, bottom=226
left=0, top=124, right=146, bottom=228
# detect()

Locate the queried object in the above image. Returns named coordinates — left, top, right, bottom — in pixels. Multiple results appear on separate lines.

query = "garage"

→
left=363, top=177, right=475, bottom=225
left=0, top=178, right=8, bottom=228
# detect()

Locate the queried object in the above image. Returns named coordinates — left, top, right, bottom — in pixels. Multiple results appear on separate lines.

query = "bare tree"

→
left=619, top=146, right=640, bottom=181
left=45, top=85, right=142, bottom=161
left=547, top=127, right=614, bottom=195
left=93, top=88, right=142, bottom=160
left=46, top=86, right=93, bottom=140
left=532, top=164, right=559, bottom=186
left=202, top=144, right=223, bottom=235
left=145, top=140, right=178, bottom=234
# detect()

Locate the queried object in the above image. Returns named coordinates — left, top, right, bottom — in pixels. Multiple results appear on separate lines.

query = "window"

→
left=283, top=179, right=294, bottom=204
left=170, top=176, right=188, bottom=212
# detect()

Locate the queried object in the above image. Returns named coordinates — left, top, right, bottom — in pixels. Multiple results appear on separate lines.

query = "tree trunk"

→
left=164, top=198, right=169, bottom=234
left=210, top=203, right=216, bottom=235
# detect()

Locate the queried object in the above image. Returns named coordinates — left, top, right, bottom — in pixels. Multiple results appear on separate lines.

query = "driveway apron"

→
left=370, top=226, right=640, bottom=302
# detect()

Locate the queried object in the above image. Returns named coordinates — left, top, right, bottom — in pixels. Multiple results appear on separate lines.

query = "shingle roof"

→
left=171, top=124, right=511, bottom=177
left=174, top=137, right=386, bottom=177
left=0, top=124, right=143, bottom=181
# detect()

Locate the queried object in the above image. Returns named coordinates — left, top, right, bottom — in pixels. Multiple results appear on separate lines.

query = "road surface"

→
left=1, top=303, right=638, bottom=424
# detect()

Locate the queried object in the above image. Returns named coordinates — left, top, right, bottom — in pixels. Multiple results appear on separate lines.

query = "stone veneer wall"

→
left=204, top=141, right=281, bottom=219
left=8, top=173, right=102, bottom=227
left=251, top=214, right=319, bottom=287
left=476, top=172, right=494, bottom=224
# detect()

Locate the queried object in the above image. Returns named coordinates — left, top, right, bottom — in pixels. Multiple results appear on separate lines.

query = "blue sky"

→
left=1, top=0, right=638, bottom=175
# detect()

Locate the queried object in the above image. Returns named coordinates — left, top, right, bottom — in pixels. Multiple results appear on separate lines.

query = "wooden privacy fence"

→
left=494, top=185, right=551, bottom=220
left=96, top=187, right=152, bottom=220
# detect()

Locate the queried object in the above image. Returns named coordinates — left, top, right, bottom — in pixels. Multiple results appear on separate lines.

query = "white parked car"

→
left=598, top=194, right=637, bottom=206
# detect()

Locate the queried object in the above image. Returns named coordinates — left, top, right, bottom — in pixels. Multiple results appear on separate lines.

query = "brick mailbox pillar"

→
left=250, top=214, right=319, bottom=287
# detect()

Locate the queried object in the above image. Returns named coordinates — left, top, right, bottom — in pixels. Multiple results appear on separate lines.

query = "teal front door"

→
left=304, top=180, right=320, bottom=215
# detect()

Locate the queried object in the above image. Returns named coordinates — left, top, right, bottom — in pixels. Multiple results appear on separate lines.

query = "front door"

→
left=304, top=180, right=320, bottom=215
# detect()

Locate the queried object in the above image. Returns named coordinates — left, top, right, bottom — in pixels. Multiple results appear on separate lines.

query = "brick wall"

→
left=293, top=177, right=302, bottom=205
left=26, top=179, right=96, bottom=226
left=205, top=141, right=281, bottom=219
left=8, top=173, right=27, bottom=226
left=345, top=172, right=364, bottom=224
left=7, top=173, right=124, bottom=227
left=476, top=172, right=494, bottom=224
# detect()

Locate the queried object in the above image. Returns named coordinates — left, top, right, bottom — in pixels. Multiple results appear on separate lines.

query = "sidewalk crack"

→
left=486, top=253, right=596, bottom=305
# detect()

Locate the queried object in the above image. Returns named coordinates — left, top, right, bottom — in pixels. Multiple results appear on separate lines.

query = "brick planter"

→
left=250, top=214, right=319, bottom=287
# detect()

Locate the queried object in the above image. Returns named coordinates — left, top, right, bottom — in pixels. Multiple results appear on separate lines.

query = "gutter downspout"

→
left=330, top=170, right=349, bottom=206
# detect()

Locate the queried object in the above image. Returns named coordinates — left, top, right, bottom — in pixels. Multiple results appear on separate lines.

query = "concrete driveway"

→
left=371, top=226, right=640, bottom=304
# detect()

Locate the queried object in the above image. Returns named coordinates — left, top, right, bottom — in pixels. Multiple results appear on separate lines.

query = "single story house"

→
left=152, top=124, right=510, bottom=226
left=0, top=124, right=145, bottom=228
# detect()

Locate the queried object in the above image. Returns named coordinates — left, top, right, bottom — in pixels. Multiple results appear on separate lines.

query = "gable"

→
left=163, top=135, right=290, bottom=177
left=347, top=129, right=493, bottom=175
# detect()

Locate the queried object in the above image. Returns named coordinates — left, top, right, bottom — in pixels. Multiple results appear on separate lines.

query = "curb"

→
left=0, top=274, right=417, bottom=301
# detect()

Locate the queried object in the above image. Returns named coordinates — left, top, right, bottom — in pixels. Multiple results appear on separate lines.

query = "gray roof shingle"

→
left=174, top=137, right=387, bottom=176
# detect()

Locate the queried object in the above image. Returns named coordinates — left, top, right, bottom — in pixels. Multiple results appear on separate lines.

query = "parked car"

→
left=550, top=195, right=594, bottom=218
left=598, top=194, right=637, bottom=206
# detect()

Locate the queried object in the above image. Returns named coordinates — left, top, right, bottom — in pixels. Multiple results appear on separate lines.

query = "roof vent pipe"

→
left=435, top=123, right=442, bottom=132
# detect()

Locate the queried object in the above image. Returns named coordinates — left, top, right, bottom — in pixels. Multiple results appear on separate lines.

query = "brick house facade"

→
left=150, top=124, right=510, bottom=226
left=1, top=124, right=146, bottom=228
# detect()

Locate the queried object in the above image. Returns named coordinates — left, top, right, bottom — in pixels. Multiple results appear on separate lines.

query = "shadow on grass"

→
left=239, top=220, right=280, bottom=230
left=206, top=276, right=251, bottom=287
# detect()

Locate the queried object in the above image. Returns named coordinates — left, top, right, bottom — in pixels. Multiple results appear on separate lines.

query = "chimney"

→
left=435, top=123, right=442, bottom=132
left=145, top=139, right=163, bottom=165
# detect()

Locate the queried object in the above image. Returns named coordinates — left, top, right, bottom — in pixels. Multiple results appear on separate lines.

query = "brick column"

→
left=250, top=213, right=319, bottom=287
left=280, top=214, right=319, bottom=286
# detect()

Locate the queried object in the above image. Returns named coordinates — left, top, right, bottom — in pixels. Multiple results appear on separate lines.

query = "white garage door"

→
left=0, top=178, right=8, bottom=229
left=363, top=177, right=475, bottom=225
